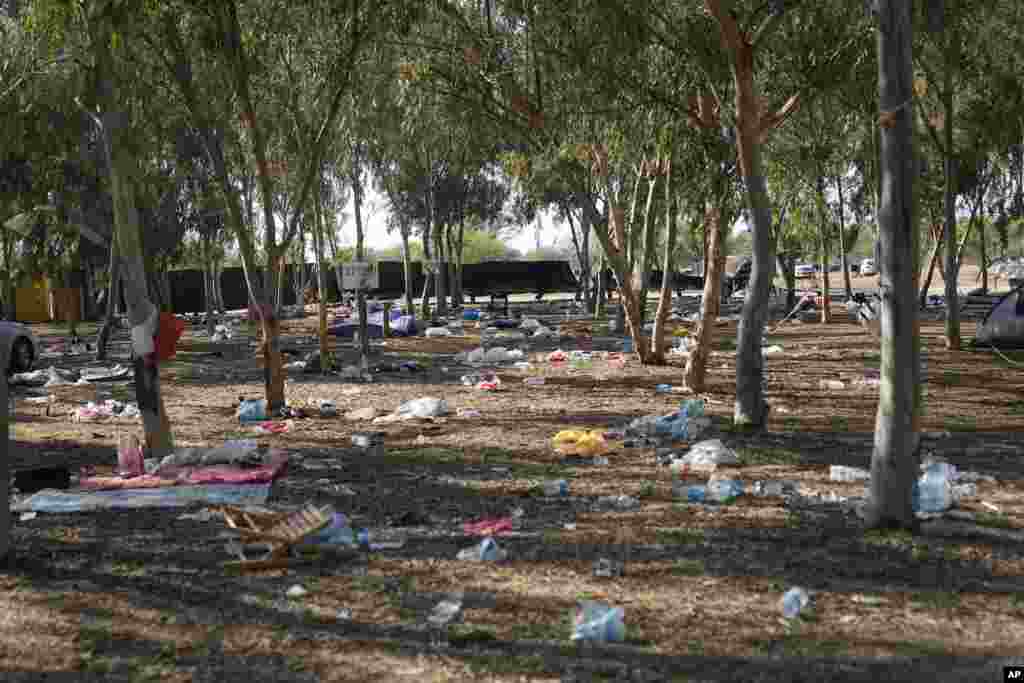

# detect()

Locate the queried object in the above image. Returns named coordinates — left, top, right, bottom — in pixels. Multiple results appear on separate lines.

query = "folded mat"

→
left=13, top=483, right=272, bottom=513
left=79, top=452, right=289, bottom=490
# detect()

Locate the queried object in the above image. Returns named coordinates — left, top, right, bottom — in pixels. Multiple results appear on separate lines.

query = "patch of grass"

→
left=510, top=621, right=564, bottom=641
left=782, top=416, right=802, bottom=432
left=975, top=511, right=1012, bottom=529
left=911, top=543, right=932, bottom=562
left=717, top=339, right=736, bottom=351
left=541, top=529, right=562, bottom=545
left=1009, top=593, right=1024, bottom=609
left=830, top=416, right=850, bottom=433
left=656, top=528, right=704, bottom=545
left=736, top=446, right=802, bottom=466
left=863, top=528, right=914, bottom=549
left=909, top=591, right=961, bottom=610
left=942, top=544, right=962, bottom=562
left=109, top=559, right=147, bottom=577
left=940, top=370, right=962, bottom=386
left=890, top=640, right=951, bottom=657
left=1008, top=400, right=1024, bottom=416
left=464, top=653, right=550, bottom=678
left=285, top=656, right=307, bottom=672
left=638, top=481, right=656, bottom=498
left=449, top=624, right=499, bottom=646
left=669, top=559, right=705, bottom=576
left=944, top=415, right=977, bottom=432
left=79, top=622, right=111, bottom=651
left=389, top=447, right=465, bottom=464
left=785, top=511, right=804, bottom=529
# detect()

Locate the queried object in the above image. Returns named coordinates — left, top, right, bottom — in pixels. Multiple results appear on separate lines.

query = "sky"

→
left=334, top=184, right=570, bottom=255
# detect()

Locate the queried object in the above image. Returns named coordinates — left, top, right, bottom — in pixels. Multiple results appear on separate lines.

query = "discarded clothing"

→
left=14, top=483, right=272, bottom=513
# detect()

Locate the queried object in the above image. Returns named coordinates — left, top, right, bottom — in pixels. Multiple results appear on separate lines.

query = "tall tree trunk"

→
left=313, top=180, right=330, bottom=372
left=865, top=0, right=921, bottom=532
left=817, top=174, right=833, bottom=323
left=835, top=174, right=854, bottom=298
left=650, top=158, right=676, bottom=364
left=351, top=160, right=370, bottom=361
left=420, top=227, right=433, bottom=319
left=704, top=1, right=781, bottom=427
left=942, top=42, right=960, bottom=349
left=979, top=207, right=988, bottom=291
left=204, top=239, right=216, bottom=337
left=919, top=235, right=941, bottom=307
left=400, top=223, right=414, bottom=315
left=637, top=164, right=659, bottom=327
left=777, top=253, right=796, bottom=312
left=95, top=235, right=120, bottom=361
left=327, top=221, right=344, bottom=300
left=433, top=222, right=448, bottom=317
left=454, top=217, right=465, bottom=307
left=685, top=204, right=726, bottom=392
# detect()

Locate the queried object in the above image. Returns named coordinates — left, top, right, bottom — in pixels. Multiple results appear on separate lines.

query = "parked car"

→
left=860, top=259, right=877, bottom=277
left=1, top=321, right=37, bottom=376
left=795, top=263, right=816, bottom=278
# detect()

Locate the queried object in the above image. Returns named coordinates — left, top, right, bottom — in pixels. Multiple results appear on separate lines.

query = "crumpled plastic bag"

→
left=572, top=602, right=625, bottom=643
left=425, top=327, right=452, bottom=337
left=456, top=537, right=506, bottom=561
left=396, top=397, right=449, bottom=418
left=519, top=318, right=541, bottom=330
left=552, top=430, right=609, bottom=456
left=532, top=326, right=558, bottom=338
left=237, top=399, right=268, bottom=423
left=678, top=439, right=740, bottom=470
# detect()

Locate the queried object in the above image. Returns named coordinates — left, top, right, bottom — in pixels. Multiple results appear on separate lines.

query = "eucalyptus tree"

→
left=864, top=0, right=921, bottom=532
left=154, top=0, right=401, bottom=411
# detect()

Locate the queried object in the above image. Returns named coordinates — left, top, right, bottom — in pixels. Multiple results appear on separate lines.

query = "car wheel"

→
left=8, top=336, right=33, bottom=375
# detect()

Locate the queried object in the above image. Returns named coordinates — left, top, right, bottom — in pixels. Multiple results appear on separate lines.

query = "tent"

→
left=975, top=282, right=1024, bottom=348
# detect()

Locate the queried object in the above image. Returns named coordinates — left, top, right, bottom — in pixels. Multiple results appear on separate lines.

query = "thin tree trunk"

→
left=836, top=174, right=853, bottom=298
left=400, top=224, right=414, bottom=315
left=637, top=164, right=659, bottom=328
left=95, top=236, right=120, bottom=361
left=313, top=179, right=330, bottom=372
left=979, top=207, right=988, bottom=291
left=204, top=240, right=216, bottom=337
left=0, top=360, right=8, bottom=560
left=420, top=226, right=433, bottom=319
left=351, top=161, right=370, bottom=361
left=650, top=158, right=676, bottom=364
left=817, top=174, right=833, bottom=323
left=685, top=204, right=726, bottom=392
left=865, top=0, right=921, bottom=532
left=919, top=234, right=941, bottom=307
left=942, top=43, right=960, bottom=349
left=434, top=223, right=448, bottom=317
left=777, top=253, right=796, bottom=312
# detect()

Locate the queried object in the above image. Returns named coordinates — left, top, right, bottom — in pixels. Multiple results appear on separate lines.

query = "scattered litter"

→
left=456, top=537, right=506, bottom=561
left=177, top=508, right=220, bottom=522
left=532, top=326, right=557, bottom=338
left=72, top=400, right=141, bottom=423
left=627, top=400, right=709, bottom=442
left=543, top=480, right=569, bottom=497
left=117, top=434, right=144, bottom=478
left=286, top=585, right=309, bottom=599
left=14, top=483, right=272, bottom=513
left=351, top=432, right=384, bottom=449
left=428, top=595, right=464, bottom=628
left=706, top=476, right=744, bottom=503
left=19, top=512, right=37, bottom=522
left=596, top=495, right=640, bottom=511
left=519, top=318, right=541, bottom=330
left=251, top=421, right=293, bottom=435
left=762, top=345, right=784, bottom=355
left=593, top=558, right=624, bottom=578
left=780, top=587, right=811, bottom=619
left=675, top=439, right=739, bottom=470
left=572, top=602, right=625, bottom=643
left=981, top=501, right=1001, bottom=513
left=425, top=327, right=453, bottom=337
left=317, top=400, right=337, bottom=417
left=751, top=480, right=800, bottom=497
left=655, top=384, right=673, bottom=393
left=457, top=408, right=481, bottom=418
left=23, top=396, right=51, bottom=404
left=547, top=350, right=567, bottom=363
left=523, top=376, right=545, bottom=386
left=830, top=465, right=870, bottom=482
left=819, top=379, right=845, bottom=390
left=463, top=517, right=514, bottom=536
left=552, top=430, right=609, bottom=456
left=284, top=361, right=308, bottom=371
left=237, top=399, right=268, bottom=423
left=396, top=397, right=449, bottom=418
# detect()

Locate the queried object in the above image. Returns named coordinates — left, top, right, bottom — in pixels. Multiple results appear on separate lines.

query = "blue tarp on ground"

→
left=13, top=483, right=272, bottom=513
left=328, top=310, right=417, bottom=339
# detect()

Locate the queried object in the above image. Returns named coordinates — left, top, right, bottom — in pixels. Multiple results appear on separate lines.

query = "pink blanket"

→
left=80, top=453, right=289, bottom=490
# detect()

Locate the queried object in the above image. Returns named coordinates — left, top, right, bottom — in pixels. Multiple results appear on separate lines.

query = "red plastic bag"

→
left=155, top=313, right=186, bottom=361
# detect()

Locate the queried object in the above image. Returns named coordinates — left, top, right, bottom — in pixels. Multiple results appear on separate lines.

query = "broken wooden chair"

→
left=216, top=503, right=334, bottom=571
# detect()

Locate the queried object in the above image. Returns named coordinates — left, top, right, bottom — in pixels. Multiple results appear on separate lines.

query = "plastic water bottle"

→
left=780, top=587, right=810, bottom=619
left=655, top=384, right=672, bottom=393
left=544, top=480, right=569, bottom=497
left=708, top=479, right=743, bottom=503
left=684, top=485, right=707, bottom=502
left=915, top=467, right=954, bottom=513
left=830, top=465, right=870, bottom=482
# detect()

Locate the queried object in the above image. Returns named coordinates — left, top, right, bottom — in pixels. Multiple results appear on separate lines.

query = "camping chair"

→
left=216, top=503, right=334, bottom=571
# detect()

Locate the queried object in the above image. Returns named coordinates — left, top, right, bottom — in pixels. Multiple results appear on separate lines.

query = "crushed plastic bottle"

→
left=543, top=479, right=569, bottom=497
left=780, top=587, right=810, bottom=619
left=572, top=601, right=625, bottom=643
left=707, top=479, right=743, bottom=503
left=914, top=464, right=955, bottom=513
left=751, top=480, right=800, bottom=497
left=456, top=536, right=506, bottom=561
left=829, top=465, right=870, bottom=482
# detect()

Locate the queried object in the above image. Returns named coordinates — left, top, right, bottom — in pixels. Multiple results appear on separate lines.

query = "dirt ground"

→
left=3, top=291, right=1024, bottom=682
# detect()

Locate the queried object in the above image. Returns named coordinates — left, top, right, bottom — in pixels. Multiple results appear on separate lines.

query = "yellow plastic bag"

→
left=552, top=430, right=609, bottom=456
